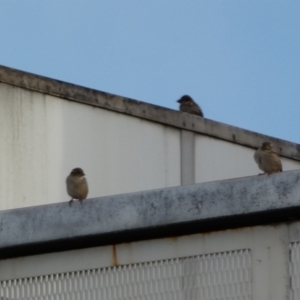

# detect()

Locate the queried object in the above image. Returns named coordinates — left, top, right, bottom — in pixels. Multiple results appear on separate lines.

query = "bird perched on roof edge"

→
left=66, top=168, right=89, bottom=206
left=254, top=142, right=282, bottom=175
left=177, top=95, right=204, bottom=117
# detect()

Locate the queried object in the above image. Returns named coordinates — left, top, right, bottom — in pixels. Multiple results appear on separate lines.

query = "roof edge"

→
left=1, top=170, right=300, bottom=259
left=0, top=64, right=299, bottom=160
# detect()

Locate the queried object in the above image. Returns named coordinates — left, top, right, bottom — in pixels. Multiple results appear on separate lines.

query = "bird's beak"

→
left=177, top=99, right=181, bottom=103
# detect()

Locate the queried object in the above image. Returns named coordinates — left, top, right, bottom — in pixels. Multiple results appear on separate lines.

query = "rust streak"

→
left=112, top=245, right=118, bottom=267
left=171, top=236, right=179, bottom=242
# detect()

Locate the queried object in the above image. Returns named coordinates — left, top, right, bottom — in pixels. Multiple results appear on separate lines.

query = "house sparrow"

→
left=66, top=168, right=88, bottom=205
left=254, top=142, right=282, bottom=175
left=177, top=95, right=204, bottom=117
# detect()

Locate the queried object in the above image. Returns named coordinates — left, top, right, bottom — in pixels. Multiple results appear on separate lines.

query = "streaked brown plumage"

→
left=177, top=95, right=204, bottom=117
left=66, top=168, right=88, bottom=205
left=254, top=142, right=282, bottom=174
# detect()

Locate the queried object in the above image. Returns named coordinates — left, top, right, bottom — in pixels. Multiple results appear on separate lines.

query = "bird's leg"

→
left=69, top=199, right=74, bottom=206
left=79, top=199, right=83, bottom=204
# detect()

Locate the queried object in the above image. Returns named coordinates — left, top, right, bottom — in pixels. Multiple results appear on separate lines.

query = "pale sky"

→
left=1, top=1, right=299, bottom=143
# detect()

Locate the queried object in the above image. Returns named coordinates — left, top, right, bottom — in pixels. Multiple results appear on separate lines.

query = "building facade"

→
left=0, top=65, right=300, bottom=299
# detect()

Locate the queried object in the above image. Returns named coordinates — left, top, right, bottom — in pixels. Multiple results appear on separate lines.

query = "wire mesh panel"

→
left=290, top=241, right=300, bottom=300
left=0, top=249, right=252, bottom=300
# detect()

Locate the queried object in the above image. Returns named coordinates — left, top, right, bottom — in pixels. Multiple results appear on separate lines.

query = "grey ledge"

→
left=0, top=65, right=299, bottom=160
left=0, top=170, right=300, bottom=259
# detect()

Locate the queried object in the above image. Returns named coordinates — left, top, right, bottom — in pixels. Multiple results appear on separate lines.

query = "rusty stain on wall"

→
left=112, top=245, right=118, bottom=266
left=171, top=236, right=179, bottom=243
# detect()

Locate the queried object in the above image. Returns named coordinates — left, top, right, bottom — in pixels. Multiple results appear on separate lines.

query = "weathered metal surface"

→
left=180, top=130, right=195, bottom=185
left=0, top=66, right=300, bottom=212
left=0, top=82, right=181, bottom=210
left=0, top=170, right=299, bottom=258
left=0, top=250, right=252, bottom=300
left=290, top=241, right=300, bottom=300
left=0, top=65, right=299, bottom=160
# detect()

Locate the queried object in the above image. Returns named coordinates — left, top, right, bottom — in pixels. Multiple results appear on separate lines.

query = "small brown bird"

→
left=66, top=168, right=88, bottom=205
left=177, top=95, right=204, bottom=117
left=254, top=142, right=282, bottom=175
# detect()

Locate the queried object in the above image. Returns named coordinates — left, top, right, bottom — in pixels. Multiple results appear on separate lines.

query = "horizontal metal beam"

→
left=0, top=170, right=300, bottom=259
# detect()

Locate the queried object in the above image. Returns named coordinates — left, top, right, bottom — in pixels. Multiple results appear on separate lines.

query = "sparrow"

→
left=254, top=142, right=282, bottom=175
left=177, top=95, right=204, bottom=117
left=66, top=168, right=88, bottom=205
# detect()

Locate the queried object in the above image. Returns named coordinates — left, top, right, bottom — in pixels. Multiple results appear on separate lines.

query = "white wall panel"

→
left=195, top=135, right=300, bottom=183
left=0, top=84, right=181, bottom=210
left=1, top=83, right=299, bottom=209
left=0, top=250, right=252, bottom=300
left=290, top=241, right=300, bottom=300
left=0, top=222, right=295, bottom=299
